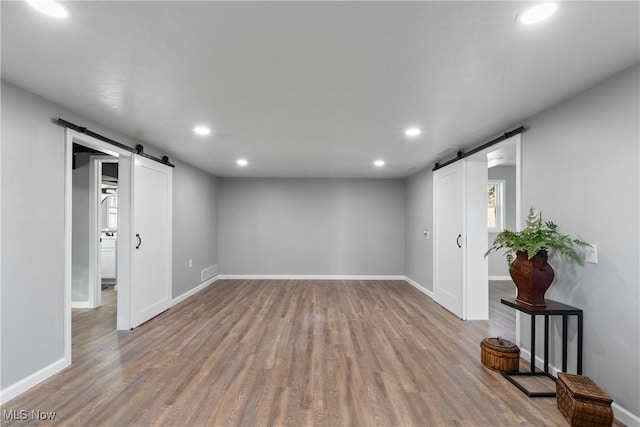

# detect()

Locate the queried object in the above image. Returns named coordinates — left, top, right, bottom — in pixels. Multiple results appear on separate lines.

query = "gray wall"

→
left=487, top=165, right=516, bottom=277
left=404, top=167, right=433, bottom=292
left=520, top=64, right=639, bottom=416
left=218, top=178, right=405, bottom=275
left=172, top=159, right=218, bottom=297
left=1, top=80, right=219, bottom=390
left=2, top=81, right=66, bottom=389
left=72, top=153, right=91, bottom=303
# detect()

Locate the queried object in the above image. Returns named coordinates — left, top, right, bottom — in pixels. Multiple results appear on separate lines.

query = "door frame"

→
left=64, top=129, right=133, bottom=363
left=466, top=134, right=522, bottom=336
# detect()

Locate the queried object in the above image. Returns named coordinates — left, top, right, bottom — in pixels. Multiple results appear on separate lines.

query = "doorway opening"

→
left=97, top=157, right=119, bottom=307
left=484, top=137, right=521, bottom=341
left=70, top=144, right=119, bottom=330
left=64, top=129, right=134, bottom=367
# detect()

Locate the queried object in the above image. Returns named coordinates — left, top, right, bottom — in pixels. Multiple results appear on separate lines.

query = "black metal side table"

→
left=500, top=298, right=583, bottom=398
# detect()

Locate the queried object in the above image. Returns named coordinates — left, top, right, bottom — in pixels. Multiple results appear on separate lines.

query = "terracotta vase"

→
left=509, top=250, right=555, bottom=307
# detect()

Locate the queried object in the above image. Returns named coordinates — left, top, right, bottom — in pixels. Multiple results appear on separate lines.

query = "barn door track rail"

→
left=57, top=118, right=175, bottom=168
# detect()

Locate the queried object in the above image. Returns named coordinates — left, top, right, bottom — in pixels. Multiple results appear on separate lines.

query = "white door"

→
left=433, top=161, right=465, bottom=318
left=131, top=155, right=173, bottom=328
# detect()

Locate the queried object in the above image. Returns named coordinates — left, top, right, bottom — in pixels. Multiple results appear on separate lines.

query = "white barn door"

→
left=433, top=159, right=488, bottom=320
left=130, top=155, right=173, bottom=328
left=433, top=162, right=465, bottom=318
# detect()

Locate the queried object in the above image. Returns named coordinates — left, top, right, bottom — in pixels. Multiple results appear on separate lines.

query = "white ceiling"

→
left=2, top=1, right=638, bottom=178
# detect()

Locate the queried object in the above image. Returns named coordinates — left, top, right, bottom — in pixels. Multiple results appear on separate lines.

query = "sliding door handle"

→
left=136, top=234, right=142, bottom=249
left=456, top=234, right=462, bottom=248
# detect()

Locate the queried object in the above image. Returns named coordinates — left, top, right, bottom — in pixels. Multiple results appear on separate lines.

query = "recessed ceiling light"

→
left=193, top=126, right=211, bottom=136
left=237, top=158, right=248, bottom=166
left=374, top=160, right=385, bottom=167
left=26, top=0, right=69, bottom=18
left=404, top=127, right=421, bottom=138
left=517, top=3, right=557, bottom=25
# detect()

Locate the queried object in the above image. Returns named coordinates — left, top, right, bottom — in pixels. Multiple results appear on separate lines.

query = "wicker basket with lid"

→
left=480, top=337, right=520, bottom=372
left=556, top=373, right=613, bottom=427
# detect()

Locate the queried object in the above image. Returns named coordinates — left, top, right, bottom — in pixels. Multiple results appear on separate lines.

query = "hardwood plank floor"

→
left=488, top=280, right=517, bottom=342
left=4, top=280, right=572, bottom=426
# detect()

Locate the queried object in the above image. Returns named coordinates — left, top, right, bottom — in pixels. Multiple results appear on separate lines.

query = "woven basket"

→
left=480, top=337, right=520, bottom=372
left=556, top=373, right=613, bottom=427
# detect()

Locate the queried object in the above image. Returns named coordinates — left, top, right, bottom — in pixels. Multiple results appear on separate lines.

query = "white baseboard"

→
left=519, top=348, right=639, bottom=426
left=404, top=276, right=434, bottom=299
left=216, top=274, right=406, bottom=281
left=172, top=275, right=219, bottom=306
left=71, top=301, right=92, bottom=309
left=611, top=403, right=640, bottom=427
left=0, top=357, right=70, bottom=405
left=488, top=275, right=511, bottom=281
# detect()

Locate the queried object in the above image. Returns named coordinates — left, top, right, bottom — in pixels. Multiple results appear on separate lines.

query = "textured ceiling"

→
left=2, top=1, right=639, bottom=177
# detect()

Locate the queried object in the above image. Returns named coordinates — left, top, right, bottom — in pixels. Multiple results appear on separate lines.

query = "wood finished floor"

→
left=4, top=279, right=571, bottom=426
left=488, top=280, right=516, bottom=342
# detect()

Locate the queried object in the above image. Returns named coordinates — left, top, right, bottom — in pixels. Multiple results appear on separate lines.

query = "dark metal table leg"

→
left=577, top=312, right=583, bottom=375
left=544, top=315, right=549, bottom=373
left=531, top=314, right=536, bottom=373
left=562, top=314, right=568, bottom=372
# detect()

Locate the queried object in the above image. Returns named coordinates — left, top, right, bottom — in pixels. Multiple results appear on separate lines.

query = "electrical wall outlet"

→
left=585, top=244, right=597, bottom=264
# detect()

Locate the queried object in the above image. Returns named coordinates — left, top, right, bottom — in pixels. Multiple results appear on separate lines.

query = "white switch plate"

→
left=189, top=259, right=193, bottom=268
left=585, top=244, right=597, bottom=264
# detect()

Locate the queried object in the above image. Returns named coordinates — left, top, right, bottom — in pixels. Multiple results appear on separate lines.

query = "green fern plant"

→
left=485, top=208, right=590, bottom=266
